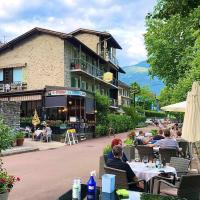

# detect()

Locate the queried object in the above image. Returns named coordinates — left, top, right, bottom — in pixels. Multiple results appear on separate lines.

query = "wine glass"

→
left=143, top=156, right=148, bottom=166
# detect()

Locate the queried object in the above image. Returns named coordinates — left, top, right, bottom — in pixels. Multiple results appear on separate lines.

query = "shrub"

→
left=144, top=110, right=166, bottom=118
left=95, top=124, right=108, bottom=136
left=103, top=145, right=111, bottom=155
left=0, top=117, right=14, bottom=152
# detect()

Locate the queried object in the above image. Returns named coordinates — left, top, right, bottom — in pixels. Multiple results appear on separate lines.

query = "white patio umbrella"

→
left=182, top=82, right=200, bottom=143
left=161, top=101, right=186, bottom=112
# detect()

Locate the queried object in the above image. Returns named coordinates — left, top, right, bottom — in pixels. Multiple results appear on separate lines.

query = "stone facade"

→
left=0, top=101, right=20, bottom=129
left=75, top=33, right=100, bottom=53
left=0, top=34, right=65, bottom=90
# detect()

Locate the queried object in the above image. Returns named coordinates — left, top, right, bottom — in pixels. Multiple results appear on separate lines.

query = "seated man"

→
left=153, top=129, right=164, bottom=141
left=107, top=145, right=143, bottom=191
left=149, top=129, right=179, bottom=150
left=176, top=131, right=187, bottom=142
left=136, top=130, right=152, bottom=145
left=107, top=138, right=128, bottom=163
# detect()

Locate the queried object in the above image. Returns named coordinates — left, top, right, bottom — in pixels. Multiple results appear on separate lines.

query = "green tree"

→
left=130, top=82, right=141, bottom=107
left=145, top=0, right=200, bottom=105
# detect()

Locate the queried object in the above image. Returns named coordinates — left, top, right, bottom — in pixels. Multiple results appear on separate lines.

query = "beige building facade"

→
left=0, top=27, right=126, bottom=122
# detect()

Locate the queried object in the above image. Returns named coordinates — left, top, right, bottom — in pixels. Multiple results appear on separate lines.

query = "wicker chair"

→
left=157, top=174, right=200, bottom=200
left=136, top=145, right=154, bottom=162
left=151, top=157, right=191, bottom=193
left=178, top=141, right=189, bottom=158
left=104, top=165, right=146, bottom=191
left=159, top=148, right=178, bottom=163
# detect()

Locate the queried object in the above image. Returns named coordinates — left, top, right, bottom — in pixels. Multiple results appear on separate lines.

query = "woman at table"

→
left=107, top=138, right=128, bottom=163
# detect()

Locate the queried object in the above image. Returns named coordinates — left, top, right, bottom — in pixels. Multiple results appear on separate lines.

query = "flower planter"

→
left=123, top=145, right=135, bottom=162
left=16, top=138, right=24, bottom=146
left=0, top=192, right=8, bottom=200
left=99, top=155, right=106, bottom=179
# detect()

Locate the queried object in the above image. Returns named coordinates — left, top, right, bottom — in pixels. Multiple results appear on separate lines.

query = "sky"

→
left=0, top=0, right=157, bottom=67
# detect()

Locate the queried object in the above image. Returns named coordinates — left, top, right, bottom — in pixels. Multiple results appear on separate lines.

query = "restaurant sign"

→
left=49, top=90, right=86, bottom=97
left=103, top=72, right=113, bottom=82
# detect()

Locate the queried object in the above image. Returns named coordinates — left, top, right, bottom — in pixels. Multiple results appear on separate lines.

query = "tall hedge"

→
left=144, top=110, right=166, bottom=118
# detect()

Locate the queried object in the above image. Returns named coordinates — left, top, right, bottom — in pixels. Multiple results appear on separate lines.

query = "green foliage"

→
left=145, top=110, right=166, bottom=118
left=0, top=117, right=14, bottom=151
left=124, top=138, right=133, bottom=146
left=107, top=114, right=134, bottom=134
left=20, top=117, right=32, bottom=124
left=145, top=1, right=200, bottom=106
left=150, top=129, right=158, bottom=136
left=15, top=131, right=25, bottom=139
left=130, top=82, right=156, bottom=110
left=103, top=145, right=111, bottom=155
left=95, top=124, right=108, bottom=136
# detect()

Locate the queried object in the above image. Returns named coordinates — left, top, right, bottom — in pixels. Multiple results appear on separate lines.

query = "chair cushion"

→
left=160, top=188, right=177, bottom=196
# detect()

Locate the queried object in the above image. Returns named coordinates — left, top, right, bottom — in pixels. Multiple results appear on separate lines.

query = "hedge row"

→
left=144, top=110, right=167, bottom=118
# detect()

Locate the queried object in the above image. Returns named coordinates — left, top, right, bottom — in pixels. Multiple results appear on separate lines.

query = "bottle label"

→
left=88, top=186, right=94, bottom=190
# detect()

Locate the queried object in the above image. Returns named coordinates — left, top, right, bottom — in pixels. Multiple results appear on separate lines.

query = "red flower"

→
left=17, top=177, right=20, bottom=181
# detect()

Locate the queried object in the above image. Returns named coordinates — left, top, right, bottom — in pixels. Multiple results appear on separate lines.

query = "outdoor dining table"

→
left=58, top=184, right=185, bottom=200
left=128, top=161, right=177, bottom=182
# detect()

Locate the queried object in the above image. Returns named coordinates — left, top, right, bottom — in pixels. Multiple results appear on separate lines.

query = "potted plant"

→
left=123, top=131, right=136, bottom=162
left=15, top=131, right=25, bottom=146
left=99, top=144, right=112, bottom=178
left=0, top=160, right=20, bottom=200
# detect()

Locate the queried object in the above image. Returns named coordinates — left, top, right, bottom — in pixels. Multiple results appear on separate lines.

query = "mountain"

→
left=119, top=61, right=164, bottom=95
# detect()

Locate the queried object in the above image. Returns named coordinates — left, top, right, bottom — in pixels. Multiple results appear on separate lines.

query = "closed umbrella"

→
left=182, top=82, right=200, bottom=142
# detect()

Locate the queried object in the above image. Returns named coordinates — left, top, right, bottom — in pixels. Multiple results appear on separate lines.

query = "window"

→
left=0, top=69, right=3, bottom=82
left=81, top=81, right=86, bottom=90
left=13, top=67, right=23, bottom=82
left=71, top=77, right=80, bottom=88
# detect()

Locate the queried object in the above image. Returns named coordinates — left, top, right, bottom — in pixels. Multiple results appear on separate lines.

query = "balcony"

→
left=0, top=82, right=27, bottom=93
left=110, top=98, right=118, bottom=108
left=100, top=51, right=119, bottom=66
left=70, top=58, right=118, bottom=88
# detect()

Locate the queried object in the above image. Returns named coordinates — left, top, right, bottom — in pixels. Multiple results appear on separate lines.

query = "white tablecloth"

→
left=128, top=162, right=176, bottom=182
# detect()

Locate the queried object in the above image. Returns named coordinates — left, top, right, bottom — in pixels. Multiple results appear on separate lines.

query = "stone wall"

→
left=0, top=34, right=65, bottom=90
left=0, top=101, right=20, bottom=129
left=75, top=33, right=100, bottom=53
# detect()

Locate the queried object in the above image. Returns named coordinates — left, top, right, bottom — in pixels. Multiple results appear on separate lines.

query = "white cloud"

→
left=62, top=0, right=77, bottom=7
left=0, top=0, right=24, bottom=19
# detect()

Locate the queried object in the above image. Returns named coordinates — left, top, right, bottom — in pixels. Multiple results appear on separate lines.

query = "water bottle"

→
left=87, top=171, right=96, bottom=200
left=72, top=179, right=81, bottom=200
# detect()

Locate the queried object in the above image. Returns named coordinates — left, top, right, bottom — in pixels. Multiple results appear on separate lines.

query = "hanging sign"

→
left=103, top=72, right=113, bottom=82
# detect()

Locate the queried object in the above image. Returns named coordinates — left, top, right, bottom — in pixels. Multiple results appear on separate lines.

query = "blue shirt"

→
left=107, top=151, right=128, bottom=163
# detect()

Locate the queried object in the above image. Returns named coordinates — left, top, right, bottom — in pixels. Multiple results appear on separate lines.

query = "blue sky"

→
left=0, top=0, right=156, bottom=66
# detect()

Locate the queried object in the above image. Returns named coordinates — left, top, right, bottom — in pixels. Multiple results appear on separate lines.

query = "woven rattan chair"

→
left=159, top=148, right=178, bottom=163
left=178, top=141, right=189, bottom=158
left=151, top=157, right=191, bottom=193
left=104, top=165, right=146, bottom=191
left=136, top=145, right=154, bottom=162
left=157, top=174, right=200, bottom=200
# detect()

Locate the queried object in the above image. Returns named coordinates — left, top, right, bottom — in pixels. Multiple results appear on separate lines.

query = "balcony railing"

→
left=100, top=51, right=119, bottom=66
left=110, top=98, right=118, bottom=107
left=0, top=82, right=27, bottom=93
left=70, top=58, right=118, bottom=87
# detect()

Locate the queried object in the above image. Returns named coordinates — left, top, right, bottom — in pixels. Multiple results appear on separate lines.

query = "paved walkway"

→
left=3, top=132, right=128, bottom=200
left=1, top=138, right=66, bottom=156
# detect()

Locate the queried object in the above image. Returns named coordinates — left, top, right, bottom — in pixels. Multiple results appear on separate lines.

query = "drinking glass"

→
left=143, top=156, right=148, bottom=166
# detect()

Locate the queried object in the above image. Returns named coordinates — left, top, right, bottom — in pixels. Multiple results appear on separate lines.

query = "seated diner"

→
left=107, top=138, right=128, bottom=163
left=107, top=145, right=143, bottom=191
left=148, top=129, right=179, bottom=150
